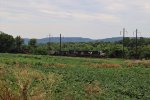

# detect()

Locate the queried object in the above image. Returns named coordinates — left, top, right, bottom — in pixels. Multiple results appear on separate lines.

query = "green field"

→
left=0, top=53, right=150, bottom=100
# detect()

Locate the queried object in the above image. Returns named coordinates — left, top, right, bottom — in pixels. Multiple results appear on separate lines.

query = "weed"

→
left=0, top=53, right=150, bottom=99
left=0, top=80, right=17, bottom=100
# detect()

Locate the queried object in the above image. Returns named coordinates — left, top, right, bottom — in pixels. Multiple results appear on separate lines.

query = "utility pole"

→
left=49, top=34, right=51, bottom=51
left=135, top=29, right=138, bottom=59
left=123, top=28, right=125, bottom=58
left=60, top=34, right=62, bottom=55
left=120, top=28, right=126, bottom=58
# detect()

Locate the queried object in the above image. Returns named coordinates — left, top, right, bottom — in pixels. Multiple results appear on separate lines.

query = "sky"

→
left=0, top=0, right=150, bottom=39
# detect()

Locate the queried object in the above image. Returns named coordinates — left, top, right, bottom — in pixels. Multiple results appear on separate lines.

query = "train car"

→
left=90, top=51, right=100, bottom=57
left=68, top=50, right=77, bottom=56
left=61, top=51, right=69, bottom=56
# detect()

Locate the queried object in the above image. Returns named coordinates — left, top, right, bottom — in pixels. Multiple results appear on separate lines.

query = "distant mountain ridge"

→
left=24, top=37, right=123, bottom=44
left=96, top=37, right=123, bottom=42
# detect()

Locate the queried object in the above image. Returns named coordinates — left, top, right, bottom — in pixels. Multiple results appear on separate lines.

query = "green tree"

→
left=28, top=39, right=37, bottom=48
left=0, top=31, right=15, bottom=52
left=140, top=45, right=150, bottom=59
left=15, top=36, right=24, bottom=52
left=108, top=44, right=125, bottom=58
left=28, top=39, right=37, bottom=54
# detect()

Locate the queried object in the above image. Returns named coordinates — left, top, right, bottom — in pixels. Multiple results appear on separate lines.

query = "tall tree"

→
left=0, top=31, right=15, bottom=52
left=15, top=36, right=24, bottom=52
left=28, top=39, right=37, bottom=48
left=28, top=38, right=37, bottom=54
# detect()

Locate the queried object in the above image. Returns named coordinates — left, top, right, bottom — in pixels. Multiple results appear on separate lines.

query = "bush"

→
left=140, top=45, right=150, bottom=59
left=33, top=46, right=48, bottom=55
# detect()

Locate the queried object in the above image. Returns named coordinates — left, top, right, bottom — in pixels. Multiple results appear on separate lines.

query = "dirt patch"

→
left=44, top=63, right=70, bottom=68
left=84, top=80, right=103, bottom=94
left=90, top=63, right=121, bottom=68
left=65, top=95, right=74, bottom=100
left=125, top=60, right=150, bottom=68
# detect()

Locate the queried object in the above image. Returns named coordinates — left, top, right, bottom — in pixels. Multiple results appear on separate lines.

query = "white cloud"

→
left=143, top=3, right=150, bottom=13
left=0, top=0, right=150, bottom=38
left=40, top=9, right=119, bottom=22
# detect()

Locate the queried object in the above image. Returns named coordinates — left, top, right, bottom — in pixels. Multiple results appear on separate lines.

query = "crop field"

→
left=0, top=53, right=150, bottom=100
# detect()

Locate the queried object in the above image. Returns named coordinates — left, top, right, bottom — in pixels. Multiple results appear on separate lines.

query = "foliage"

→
left=0, top=53, right=150, bottom=99
left=28, top=39, right=37, bottom=54
left=14, top=36, right=24, bottom=53
left=117, top=37, right=150, bottom=59
left=33, top=45, right=48, bottom=55
left=140, top=45, right=150, bottom=59
left=0, top=32, right=15, bottom=52
left=0, top=32, right=150, bottom=59
left=28, top=38, right=37, bottom=48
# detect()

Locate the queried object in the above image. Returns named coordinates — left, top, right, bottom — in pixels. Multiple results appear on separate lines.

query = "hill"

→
left=24, top=37, right=123, bottom=44
left=96, top=37, right=123, bottom=42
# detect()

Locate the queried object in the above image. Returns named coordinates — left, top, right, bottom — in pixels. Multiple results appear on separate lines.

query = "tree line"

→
left=0, top=31, right=37, bottom=53
left=0, top=31, right=150, bottom=59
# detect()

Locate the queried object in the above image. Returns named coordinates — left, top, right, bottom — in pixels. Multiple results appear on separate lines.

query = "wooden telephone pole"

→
left=123, top=28, right=125, bottom=58
left=48, top=34, right=51, bottom=51
left=135, top=29, right=138, bottom=59
left=120, top=28, right=127, bottom=58
left=60, top=34, right=62, bottom=55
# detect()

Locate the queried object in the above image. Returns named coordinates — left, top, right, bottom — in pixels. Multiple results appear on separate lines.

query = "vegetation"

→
left=14, top=36, right=24, bottom=53
left=0, top=32, right=14, bottom=52
left=0, top=53, right=150, bottom=99
left=0, top=31, right=150, bottom=59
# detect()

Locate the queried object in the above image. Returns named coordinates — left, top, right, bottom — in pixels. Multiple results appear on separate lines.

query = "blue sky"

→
left=0, top=0, right=150, bottom=39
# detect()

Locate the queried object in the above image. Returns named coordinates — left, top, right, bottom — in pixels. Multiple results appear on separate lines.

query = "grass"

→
left=0, top=53, right=150, bottom=100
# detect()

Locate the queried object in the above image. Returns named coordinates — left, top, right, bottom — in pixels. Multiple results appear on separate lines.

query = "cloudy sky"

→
left=0, top=0, right=150, bottom=39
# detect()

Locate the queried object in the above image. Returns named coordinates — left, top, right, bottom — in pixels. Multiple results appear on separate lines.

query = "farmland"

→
left=0, top=53, right=150, bottom=100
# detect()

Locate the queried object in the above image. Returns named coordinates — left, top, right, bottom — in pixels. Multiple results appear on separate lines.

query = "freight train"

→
left=49, top=50, right=105, bottom=58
